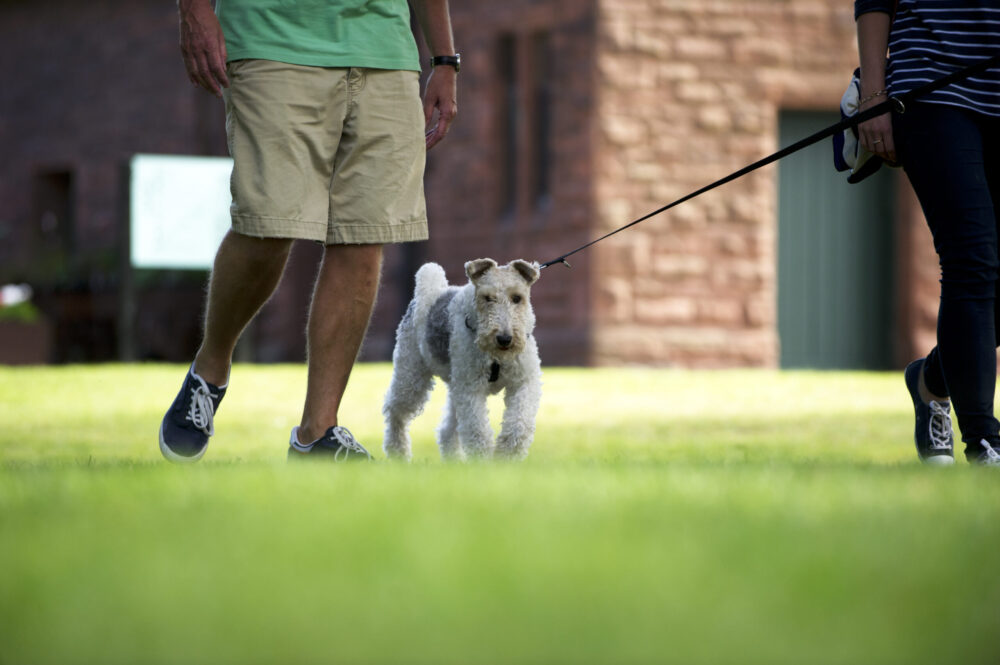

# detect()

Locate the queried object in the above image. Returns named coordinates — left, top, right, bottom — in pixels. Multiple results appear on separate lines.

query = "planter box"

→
left=0, top=319, right=53, bottom=365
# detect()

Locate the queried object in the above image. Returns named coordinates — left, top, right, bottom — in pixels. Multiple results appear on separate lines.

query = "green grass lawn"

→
left=1, top=364, right=998, bottom=664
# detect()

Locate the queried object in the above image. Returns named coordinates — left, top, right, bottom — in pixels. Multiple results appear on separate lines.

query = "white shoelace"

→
left=978, top=440, right=1000, bottom=466
left=928, top=401, right=953, bottom=451
left=329, top=426, right=372, bottom=460
left=185, top=375, right=218, bottom=436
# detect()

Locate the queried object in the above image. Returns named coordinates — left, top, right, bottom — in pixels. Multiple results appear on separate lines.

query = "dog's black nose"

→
left=496, top=334, right=513, bottom=348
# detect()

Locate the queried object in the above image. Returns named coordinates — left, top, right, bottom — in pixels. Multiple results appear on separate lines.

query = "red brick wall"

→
left=0, top=0, right=228, bottom=361
left=0, top=0, right=228, bottom=259
left=410, top=0, right=600, bottom=365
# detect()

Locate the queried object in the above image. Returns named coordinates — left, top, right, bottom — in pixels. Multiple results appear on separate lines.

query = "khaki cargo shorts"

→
left=223, top=59, right=428, bottom=245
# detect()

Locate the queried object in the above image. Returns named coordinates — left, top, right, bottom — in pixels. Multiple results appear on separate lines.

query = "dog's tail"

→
left=412, top=262, right=450, bottom=325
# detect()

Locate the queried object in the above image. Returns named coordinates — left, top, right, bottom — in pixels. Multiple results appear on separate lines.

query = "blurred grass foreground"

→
left=1, top=364, right=999, bottom=665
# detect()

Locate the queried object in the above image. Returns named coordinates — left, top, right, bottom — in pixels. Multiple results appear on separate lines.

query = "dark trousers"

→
left=894, top=101, right=1000, bottom=455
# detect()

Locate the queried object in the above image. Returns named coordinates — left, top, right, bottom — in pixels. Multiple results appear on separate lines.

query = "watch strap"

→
left=430, top=54, right=461, bottom=72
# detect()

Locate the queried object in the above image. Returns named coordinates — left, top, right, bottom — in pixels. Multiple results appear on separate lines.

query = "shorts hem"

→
left=326, top=218, right=429, bottom=245
left=232, top=214, right=327, bottom=242
left=232, top=214, right=428, bottom=245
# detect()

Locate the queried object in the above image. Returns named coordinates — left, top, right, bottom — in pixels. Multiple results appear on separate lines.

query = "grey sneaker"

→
left=903, top=358, right=955, bottom=465
left=287, top=425, right=373, bottom=462
left=159, top=365, right=226, bottom=463
left=971, top=440, right=1000, bottom=467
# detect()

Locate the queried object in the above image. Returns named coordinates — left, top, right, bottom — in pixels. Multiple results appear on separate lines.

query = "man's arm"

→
left=178, top=0, right=229, bottom=97
left=409, top=0, right=457, bottom=150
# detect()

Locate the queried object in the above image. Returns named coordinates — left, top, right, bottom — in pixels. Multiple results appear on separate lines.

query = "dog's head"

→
left=465, top=258, right=540, bottom=357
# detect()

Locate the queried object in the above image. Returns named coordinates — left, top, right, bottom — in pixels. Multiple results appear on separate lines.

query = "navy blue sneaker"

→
left=904, top=358, right=954, bottom=466
left=970, top=440, right=1000, bottom=467
left=159, top=365, right=227, bottom=463
left=287, top=426, right=372, bottom=462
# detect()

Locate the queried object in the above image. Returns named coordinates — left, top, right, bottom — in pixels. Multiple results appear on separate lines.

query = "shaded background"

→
left=0, top=0, right=940, bottom=368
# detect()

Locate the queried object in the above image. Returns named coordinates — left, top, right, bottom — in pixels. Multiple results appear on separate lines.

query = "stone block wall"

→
left=590, top=0, right=862, bottom=366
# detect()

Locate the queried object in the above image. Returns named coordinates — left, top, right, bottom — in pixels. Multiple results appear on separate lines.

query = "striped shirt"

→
left=855, top=0, right=1000, bottom=117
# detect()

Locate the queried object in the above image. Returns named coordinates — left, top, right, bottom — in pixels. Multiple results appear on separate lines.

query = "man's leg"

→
left=297, top=243, right=383, bottom=444
left=160, top=230, right=292, bottom=462
left=194, top=230, right=293, bottom=385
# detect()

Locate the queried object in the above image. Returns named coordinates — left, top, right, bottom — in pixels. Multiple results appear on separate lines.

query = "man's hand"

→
left=423, top=66, right=457, bottom=150
left=409, top=0, right=458, bottom=149
left=178, top=0, right=229, bottom=97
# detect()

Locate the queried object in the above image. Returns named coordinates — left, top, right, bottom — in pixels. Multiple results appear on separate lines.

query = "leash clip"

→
left=890, top=96, right=906, bottom=114
left=539, top=257, right=571, bottom=270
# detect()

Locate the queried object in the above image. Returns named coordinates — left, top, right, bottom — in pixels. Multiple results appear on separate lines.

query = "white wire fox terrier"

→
left=382, top=258, right=542, bottom=461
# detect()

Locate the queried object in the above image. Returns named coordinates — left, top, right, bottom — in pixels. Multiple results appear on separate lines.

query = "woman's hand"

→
left=856, top=11, right=895, bottom=164
left=857, top=95, right=896, bottom=164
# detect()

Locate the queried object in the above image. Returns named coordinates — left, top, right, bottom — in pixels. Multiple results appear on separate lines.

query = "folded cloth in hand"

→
left=832, top=68, right=887, bottom=184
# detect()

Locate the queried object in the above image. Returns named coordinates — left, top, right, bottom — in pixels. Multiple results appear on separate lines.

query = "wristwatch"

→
left=430, top=54, right=461, bottom=73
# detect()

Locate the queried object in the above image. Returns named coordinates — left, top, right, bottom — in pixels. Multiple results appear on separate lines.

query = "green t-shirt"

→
left=216, top=0, right=420, bottom=71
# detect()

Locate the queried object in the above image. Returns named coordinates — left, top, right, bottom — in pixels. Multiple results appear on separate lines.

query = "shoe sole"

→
left=904, top=359, right=955, bottom=466
left=159, top=421, right=207, bottom=463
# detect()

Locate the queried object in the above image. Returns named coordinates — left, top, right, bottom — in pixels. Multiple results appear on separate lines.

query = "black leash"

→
left=539, top=53, right=1000, bottom=270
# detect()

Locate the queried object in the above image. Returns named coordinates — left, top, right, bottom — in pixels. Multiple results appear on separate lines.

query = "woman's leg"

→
left=896, top=102, right=1000, bottom=460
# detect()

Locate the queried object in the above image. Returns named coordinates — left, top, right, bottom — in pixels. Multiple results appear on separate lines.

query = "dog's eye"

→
left=483, top=295, right=495, bottom=303
left=512, top=295, right=523, bottom=304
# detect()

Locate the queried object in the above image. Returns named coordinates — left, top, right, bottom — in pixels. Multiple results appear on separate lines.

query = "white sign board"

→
left=129, top=154, right=233, bottom=270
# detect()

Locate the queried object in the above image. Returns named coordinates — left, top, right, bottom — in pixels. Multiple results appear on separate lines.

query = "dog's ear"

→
left=465, top=258, right=497, bottom=283
left=510, top=260, right=540, bottom=286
